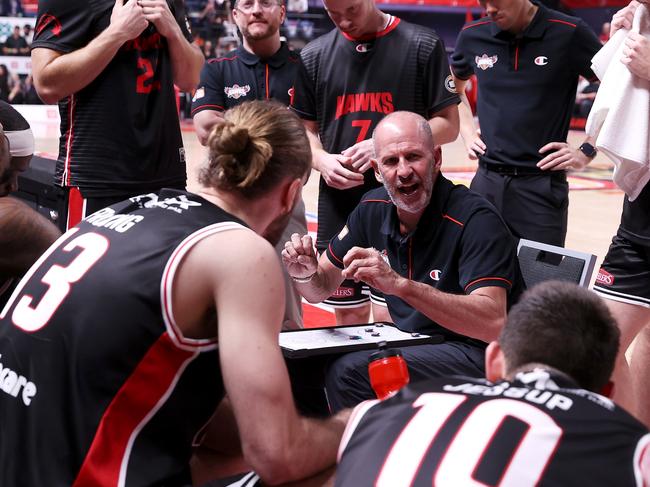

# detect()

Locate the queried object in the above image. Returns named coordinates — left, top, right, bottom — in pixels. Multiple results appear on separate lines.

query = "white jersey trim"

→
left=337, top=399, right=380, bottom=462
left=593, top=286, right=650, bottom=308
left=161, top=221, right=249, bottom=351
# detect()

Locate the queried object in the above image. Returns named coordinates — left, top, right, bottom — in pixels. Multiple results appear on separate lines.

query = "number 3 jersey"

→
left=336, top=370, right=650, bottom=486
left=32, top=0, right=191, bottom=197
left=0, top=190, right=247, bottom=486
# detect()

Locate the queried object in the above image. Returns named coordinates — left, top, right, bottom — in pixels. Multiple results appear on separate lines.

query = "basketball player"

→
left=0, top=102, right=347, bottom=486
left=31, top=0, right=204, bottom=230
left=291, top=0, right=460, bottom=325
left=336, top=282, right=650, bottom=486
left=593, top=0, right=650, bottom=428
left=192, top=0, right=306, bottom=329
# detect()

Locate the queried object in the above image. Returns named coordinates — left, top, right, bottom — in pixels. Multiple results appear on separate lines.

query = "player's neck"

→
left=198, top=189, right=278, bottom=235
left=242, top=35, right=281, bottom=60
left=397, top=209, right=425, bottom=235
left=511, top=2, right=538, bottom=34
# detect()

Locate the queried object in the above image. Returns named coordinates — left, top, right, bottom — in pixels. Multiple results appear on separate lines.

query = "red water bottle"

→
left=368, top=342, right=410, bottom=400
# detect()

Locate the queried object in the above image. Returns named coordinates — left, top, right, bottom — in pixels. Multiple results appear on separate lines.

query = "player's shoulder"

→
left=541, top=5, right=586, bottom=29
left=359, top=187, right=392, bottom=207
left=396, top=18, right=442, bottom=42
left=300, top=29, right=338, bottom=60
left=458, top=15, right=494, bottom=41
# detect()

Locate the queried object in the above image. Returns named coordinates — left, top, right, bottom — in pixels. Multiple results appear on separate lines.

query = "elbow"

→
left=483, top=314, right=506, bottom=342
left=34, top=85, right=62, bottom=105
left=242, top=443, right=295, bottom=485
left=176, top=76, right=200, bottom=93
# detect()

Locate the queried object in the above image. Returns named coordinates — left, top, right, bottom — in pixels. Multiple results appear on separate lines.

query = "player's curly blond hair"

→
left=201, top=100, right=311, bottom=199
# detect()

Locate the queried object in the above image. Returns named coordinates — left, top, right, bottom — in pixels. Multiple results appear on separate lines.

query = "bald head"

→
left=372, top=111, right=434, bottom=157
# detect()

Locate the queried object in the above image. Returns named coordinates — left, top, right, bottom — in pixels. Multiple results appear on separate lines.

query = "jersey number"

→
left=376, top=393, right=562, bottom=486
left=11, top=232, right=109, bottom=333
left=136, top=57, right=161, bottom=94
left=351, top=119, right=372, bottom=144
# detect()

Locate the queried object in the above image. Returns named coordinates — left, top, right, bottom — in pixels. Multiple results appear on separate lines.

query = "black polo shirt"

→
left=191, top=42, right=299, bottom=115
left=326, top=175, right=523, bottom=339
left=450, top=2, right=601, bottom=169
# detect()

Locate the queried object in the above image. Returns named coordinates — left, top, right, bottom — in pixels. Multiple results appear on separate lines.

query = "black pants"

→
left=471, top=167, right=569, bottom=247
left=325, top=341, right=486, bottom=413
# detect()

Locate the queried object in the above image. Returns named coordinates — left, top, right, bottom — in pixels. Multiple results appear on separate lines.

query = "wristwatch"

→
left=579, top=142, right=598, bottom=159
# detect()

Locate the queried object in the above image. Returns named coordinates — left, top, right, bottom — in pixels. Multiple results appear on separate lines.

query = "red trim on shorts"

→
left=72, top=333, right=196, bottom=487
left=464, top=276, right=512, bottom=292
left=548, top=19, right=576, bottom=27
left=191, top=104, right=224, bottom=116
left=442, top=214, right=464, bottom=226
left=341, top=17, right=400, bottom=42
left=462, top=20, right=492, bottom=30
left=66, top=187, right=85, bottom=230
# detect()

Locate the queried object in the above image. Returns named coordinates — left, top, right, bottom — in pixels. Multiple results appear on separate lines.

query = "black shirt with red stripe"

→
left=450, top=2, right=601, bottom=169
left=0, top=189, right=241, bottom=485
left=191, top=42, right=299, bottom=116
left=32, top=0, right=190, bottom=197
left=326, top=174, right=523, bottom=339
left=336, top=370, right=650, bottom=486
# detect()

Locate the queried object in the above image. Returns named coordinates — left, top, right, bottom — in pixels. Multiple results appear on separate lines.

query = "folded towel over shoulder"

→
left=586, top=4, right=650, bottom=201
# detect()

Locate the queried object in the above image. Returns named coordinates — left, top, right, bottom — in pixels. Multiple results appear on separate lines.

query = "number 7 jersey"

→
left=336, top=371, right=650, bottom=486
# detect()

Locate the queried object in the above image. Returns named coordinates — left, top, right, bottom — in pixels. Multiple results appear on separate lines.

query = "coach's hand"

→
left=341, top=139, right=374, bottom=174
left=110, top=0, right=148, bottom=41
left=318, top=153, right=365, bottom=190
left=537, top=142, right=591, bottom=171
left=610, top=0, right=638, bottom=37
left=464, top=129, right=486, bottom=160
left=282, top=234, right=319, bottom=280
left=622, top=32, right=650, bottom=80
left=342, top=247, right=398, bottom=295
left=140, top=0, right=179, bottom=38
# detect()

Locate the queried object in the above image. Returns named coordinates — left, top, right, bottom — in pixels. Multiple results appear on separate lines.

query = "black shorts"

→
left=593, top=232, right=650, bottom=308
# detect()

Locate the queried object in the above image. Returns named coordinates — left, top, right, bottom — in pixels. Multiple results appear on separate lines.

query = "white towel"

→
left=586, top=4, right=650, bottom=201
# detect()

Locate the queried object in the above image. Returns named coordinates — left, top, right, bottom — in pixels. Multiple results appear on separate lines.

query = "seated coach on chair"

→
left=282, top=111, right=524, bottom=412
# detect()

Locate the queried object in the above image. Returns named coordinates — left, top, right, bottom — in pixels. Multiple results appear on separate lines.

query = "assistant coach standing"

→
left=451, top=0, right=602, bottom=246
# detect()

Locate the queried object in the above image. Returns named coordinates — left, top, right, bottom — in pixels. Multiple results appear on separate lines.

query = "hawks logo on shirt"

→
left=475, top=54, right=498, bottom=70
left=35, top=13, right=61, bottom=37
left=224, top=84, right=251, bottom=99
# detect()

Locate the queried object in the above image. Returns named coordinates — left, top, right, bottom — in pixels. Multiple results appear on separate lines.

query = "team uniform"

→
left=292, top=17, right=459, bottom=307
left=0, top=189, right=243, bottom=486
left=336, top=369, right=650, bottom=486
left=594, top=186, right=650, bottom=307
left=323, top=175, right=524, bottom=411
left=190, top=42, right=307, bottom=329
left=32, top=0, right=191, bottom=229
left=450, top=2, right=602, bottom=246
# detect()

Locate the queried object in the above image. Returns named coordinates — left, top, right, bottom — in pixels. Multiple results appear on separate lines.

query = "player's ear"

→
left=372, top=159, right=383, bottom=183
left=281, top=177, right=302, bottom=213
left=485, top=341, right=505, bottom=382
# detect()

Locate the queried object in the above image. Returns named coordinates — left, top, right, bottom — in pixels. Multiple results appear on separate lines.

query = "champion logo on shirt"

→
left=429, top=269, right=442, bottom=281
left=356, top=43, right=372, bottom=53
left=475, top=54, right=498, bottom=70
left=595, top=268, right=614, bottom=286
left=534, top=56, right=549, bottom=66
left=224, top=84, right=251, bottom=99
left=444, top=75, right=457, bottom=94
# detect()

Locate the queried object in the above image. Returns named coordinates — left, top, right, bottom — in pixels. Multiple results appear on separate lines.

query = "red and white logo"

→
left=429, top=269, right=442, bottom=281
left=596, top=269, right=614, bottom=286
left=534, top=56, right=549, bottom=66
left=356, top=43, right=372, bottom=53
left=224, top=84, right=251, bottom=99
left=475, top=54, right=498, bottom=70
left=333, top=287, right=354, bottom=298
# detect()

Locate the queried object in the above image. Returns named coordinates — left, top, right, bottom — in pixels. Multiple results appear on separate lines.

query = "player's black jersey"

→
left=191, top=42, right=299, bottom=115
left=291, top=17, right=459, bottom=218
left=0, top=189, right=247, bottom=486
left=337, top=370, right=650, bottom=486
left=32, top=0, right=190, bottom=197
left=620, top=185, right=650, bottom=244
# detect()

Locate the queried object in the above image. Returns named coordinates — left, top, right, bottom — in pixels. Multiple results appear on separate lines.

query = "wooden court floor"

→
left=35, top=127, right=622, bottom=285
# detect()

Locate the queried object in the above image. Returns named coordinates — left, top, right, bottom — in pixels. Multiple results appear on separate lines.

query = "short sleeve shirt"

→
left=450, top=2, right=601, bottom=168
left=32, top=0, right=192, bottom=197
left=191, top=42, right=299, bottom=115
left=326, top=175, right=524, bottom=338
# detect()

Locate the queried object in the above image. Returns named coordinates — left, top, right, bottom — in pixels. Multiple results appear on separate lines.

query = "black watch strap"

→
left=579, top=142, right=598, bottom=159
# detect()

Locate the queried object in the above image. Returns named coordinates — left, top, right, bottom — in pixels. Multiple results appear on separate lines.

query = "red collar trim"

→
left=341, top=16, right=400, bottom=42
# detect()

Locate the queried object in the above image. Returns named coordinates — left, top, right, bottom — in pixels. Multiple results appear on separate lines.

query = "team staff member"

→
left=336, top=282, right=650, bottom=486
left=31, top=0, right=204, bottom=231
left=450, top=0, right=602, bottom=246
left=291, top=0, right=460, bottom=325
left=593, top=0, right=650, bottom=428
left=0, top=102, right=348, bottom=486
left=192, top=0, right=306, bottom=329
left=283, top=112, right=523, bottom=411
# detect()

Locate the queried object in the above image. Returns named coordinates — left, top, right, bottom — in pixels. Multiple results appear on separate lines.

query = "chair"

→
left=517, top=239, right=597, bottom=288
